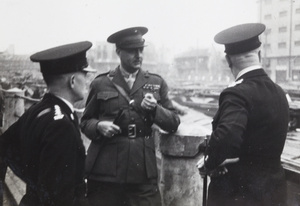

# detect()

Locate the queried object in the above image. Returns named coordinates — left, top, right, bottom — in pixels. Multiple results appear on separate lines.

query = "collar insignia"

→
left=70, top=113, right=74, bottom=120
left=54, top=105, right=64, bottom=120
left=228, top=78, right=244, bottom=88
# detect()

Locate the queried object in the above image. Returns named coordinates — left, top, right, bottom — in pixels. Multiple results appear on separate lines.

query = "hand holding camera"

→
left=141, top=93, right=157, bottom=111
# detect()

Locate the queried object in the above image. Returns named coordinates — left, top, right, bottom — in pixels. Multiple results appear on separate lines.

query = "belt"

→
left=119, top=125, right=152, bottom=139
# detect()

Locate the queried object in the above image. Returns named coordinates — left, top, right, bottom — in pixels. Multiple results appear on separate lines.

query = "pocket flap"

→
left=97, top=91, right=118, bottom=100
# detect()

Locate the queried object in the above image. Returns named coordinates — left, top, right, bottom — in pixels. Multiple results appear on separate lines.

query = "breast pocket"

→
left=97, top=91, right=119, bottom=114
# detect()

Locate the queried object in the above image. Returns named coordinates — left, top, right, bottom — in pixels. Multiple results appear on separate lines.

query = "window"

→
left=279, top=11, right=288, bottom=17
left=279, top=26, right=287, bottom=33
left=296, top=8, right=300, bottom=14
left=265, top=28, right=271, bottom=34
left=263, top=58, right=270, bottom=67
left=278, top=42, right=287, bottom=49
left=264, top=14, right=272, bottom=20
left=295, top=58, right=300, bottom=66
left=264, top=0, right=272, bottom=4
left=278, top=58, right=288, bottom=65
left=264, top=43, right=271, bottom=49
left=102, top=45, right=107, bottom=60
left=295, top=41, right=300, bottom=47
left=295, top=24, right=300, bottom=31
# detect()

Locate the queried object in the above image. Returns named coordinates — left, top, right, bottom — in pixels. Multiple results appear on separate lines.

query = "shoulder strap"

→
left=107, top=74, right=133, bottom=104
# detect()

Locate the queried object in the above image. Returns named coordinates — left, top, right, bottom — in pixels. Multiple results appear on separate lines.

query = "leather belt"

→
left=119, top=125, right=151, bottom=139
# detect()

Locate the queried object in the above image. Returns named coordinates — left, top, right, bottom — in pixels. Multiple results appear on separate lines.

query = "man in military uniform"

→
left=81, top=26, right=180, bottom=206
left=198, top=23, right=289, bottom=206
left=0, top=41, right=95, bottom=206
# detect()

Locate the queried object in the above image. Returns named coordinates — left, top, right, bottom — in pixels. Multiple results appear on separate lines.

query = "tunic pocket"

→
left=97, top=91, right=118, bottom=100
left=97, top=91, right=119, bottom=114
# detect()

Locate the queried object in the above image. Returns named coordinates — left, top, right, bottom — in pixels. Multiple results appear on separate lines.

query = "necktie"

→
left=126, top=74, right=135, bottom=89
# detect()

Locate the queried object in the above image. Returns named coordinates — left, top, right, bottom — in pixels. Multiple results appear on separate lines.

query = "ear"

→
left=225, top=55, right=232, bottom=68
left=116, top=48, right=121, bottom=56
left=70, top=74, right=75, bottom=88
left=258, top=50, right=261, bottom=62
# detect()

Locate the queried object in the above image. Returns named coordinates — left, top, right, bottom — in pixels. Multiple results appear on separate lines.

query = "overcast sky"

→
left=0, top=0, right=259, bottom=55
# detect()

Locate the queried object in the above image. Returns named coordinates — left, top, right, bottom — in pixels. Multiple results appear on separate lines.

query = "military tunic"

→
left=81, top=66, right=180, bottom=184
left=0, top=93, right=86, bottom=206
left=205, top=69, right=289, bottom=206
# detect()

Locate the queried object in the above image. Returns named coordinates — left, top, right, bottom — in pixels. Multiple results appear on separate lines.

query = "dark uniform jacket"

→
left=205, top=69, right=289, bottom=206
left=81, top=67, right=180, bottom=183
left=0, top=93, right=86, bottom=206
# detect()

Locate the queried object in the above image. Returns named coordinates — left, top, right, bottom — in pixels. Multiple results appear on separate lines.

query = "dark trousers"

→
left=207, top=173, right=287, bottom=206
left=87, top=180, right=162, bottom=206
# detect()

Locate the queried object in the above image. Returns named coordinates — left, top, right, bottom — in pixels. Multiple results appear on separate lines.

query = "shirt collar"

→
left=236, top=65, right=261, bottom=80
left=119, top=66, right=139, bottom=79
left=55, top=95, right=74, bottom=112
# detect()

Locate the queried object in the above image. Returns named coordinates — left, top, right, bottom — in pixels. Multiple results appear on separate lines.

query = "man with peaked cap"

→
left=0, top=41, right=95, bottom=206
left=81, top=26, right=180, bottom=206
left=197, top=23, right=289, bottom=206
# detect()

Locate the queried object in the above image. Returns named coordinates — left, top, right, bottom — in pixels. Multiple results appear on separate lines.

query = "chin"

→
left=134, top=64, right=142, bottom=70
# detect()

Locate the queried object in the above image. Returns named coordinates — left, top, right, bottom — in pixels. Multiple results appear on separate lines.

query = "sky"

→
left=0, top=0, right=259, bottom=55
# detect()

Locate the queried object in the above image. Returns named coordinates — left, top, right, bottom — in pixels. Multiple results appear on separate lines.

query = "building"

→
left=259, top=0, right=300, bottom=83
left=172, top=48, right=233, bottom=86
left=89, top=41, right=167, bottom=76
left=0, top=53, right=42, bottom=89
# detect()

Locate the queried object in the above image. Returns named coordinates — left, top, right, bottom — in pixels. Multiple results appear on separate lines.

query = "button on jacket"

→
left=81, top=66, right=180, bottom=183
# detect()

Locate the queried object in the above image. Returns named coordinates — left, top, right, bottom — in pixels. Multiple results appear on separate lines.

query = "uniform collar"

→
left=236, top=65, right=261, bottom=80
left=53, top=94, right=74, bottom=112
left=119, top=66, right=139, bottom=79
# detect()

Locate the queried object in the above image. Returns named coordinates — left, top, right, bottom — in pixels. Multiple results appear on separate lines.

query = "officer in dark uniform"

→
left=81, top=27, right=180, bottom=206
left=198, top=23, right=289, bottom=206
left=0, top=41, right=95, bottom=206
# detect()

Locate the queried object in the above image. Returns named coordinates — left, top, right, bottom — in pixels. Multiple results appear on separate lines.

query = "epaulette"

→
left=36, top=108, right=51, bottom=118
left=147, top=71, right=162, bottom=78
left=108, top=69, right=116, bottom=77
left=94, top=71, right=110, bottom=79
left=227, top=78, right=244, bottom=88
left=53, top=105, right=64, bottom=120
left=144, top=70, right=149, bottom=78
